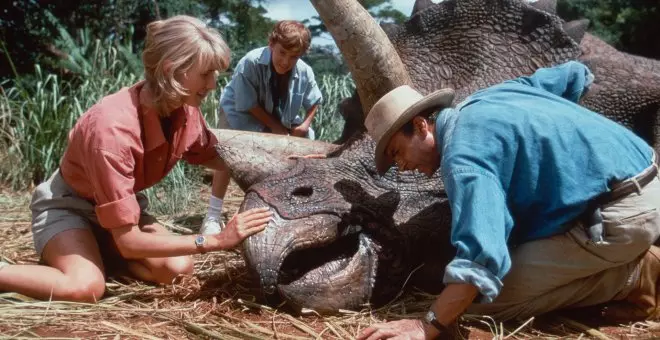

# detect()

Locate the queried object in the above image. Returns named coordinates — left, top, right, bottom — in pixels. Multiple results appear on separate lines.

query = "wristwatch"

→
left=195, top=235, right=207, bottom=254
left=424, top=310, right=450, bottom=335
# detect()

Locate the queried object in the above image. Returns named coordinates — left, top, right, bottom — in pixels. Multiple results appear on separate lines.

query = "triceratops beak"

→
left=211, top=129, right=338, bottom=190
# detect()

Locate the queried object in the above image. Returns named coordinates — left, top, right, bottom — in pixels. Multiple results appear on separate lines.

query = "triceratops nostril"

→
left=291, top=186, right=313, bottom=197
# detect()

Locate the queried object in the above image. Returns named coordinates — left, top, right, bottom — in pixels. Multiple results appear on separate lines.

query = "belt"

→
left=595, top=152, right=659, bottom=206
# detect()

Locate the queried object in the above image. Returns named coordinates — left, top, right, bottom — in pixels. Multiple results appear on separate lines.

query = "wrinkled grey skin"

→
left=338, top=0, right=660, bottom=150
left=234, top=0, right=660, bottom=314
left=233, top=135, right=453, bottom=313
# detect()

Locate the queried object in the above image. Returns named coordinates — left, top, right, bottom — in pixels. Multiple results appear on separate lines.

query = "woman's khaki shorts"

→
left=30, top=169, right=151, bottom=260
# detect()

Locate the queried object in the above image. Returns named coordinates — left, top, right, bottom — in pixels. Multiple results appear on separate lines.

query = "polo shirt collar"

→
left=133, top=83, right=188, bottom=152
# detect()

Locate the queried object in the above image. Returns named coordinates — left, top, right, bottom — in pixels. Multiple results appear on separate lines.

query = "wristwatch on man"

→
left=423, top=310, right=450, bottom=335
left=195, top=235, right=208, bottom=254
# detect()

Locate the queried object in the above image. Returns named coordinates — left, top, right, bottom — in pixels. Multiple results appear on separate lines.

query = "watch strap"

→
left=428, top=318, right=450, bottom=335
left=424, top=310, right=451, bottom=336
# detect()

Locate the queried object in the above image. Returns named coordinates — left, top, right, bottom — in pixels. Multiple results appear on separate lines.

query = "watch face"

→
left=425, top=310, right=435, bottom=323
left=195, top=235, right=206, bottom=246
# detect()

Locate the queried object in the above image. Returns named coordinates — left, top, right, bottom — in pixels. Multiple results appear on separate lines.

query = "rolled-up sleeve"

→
left=86, top=149, right=141, bottom=229
left=302, top=69, right=323, bottom=110
left=442, top=167, right=514, bottom=303
left=183, top=111, right=219, bottom=165
left=506, top=61, right=594, bottom=103
left=232, top=61, right=260, bottom=112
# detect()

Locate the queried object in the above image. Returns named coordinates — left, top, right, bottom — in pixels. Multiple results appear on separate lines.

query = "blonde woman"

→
left=0, top=15, right=272, bottom=302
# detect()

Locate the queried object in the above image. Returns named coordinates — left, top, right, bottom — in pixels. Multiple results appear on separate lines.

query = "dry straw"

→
left=0, top=189, right=654, bottom=339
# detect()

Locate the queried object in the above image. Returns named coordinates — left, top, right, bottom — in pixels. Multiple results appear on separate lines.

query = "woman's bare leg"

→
left=0, top=228, right=106, bottom=302
left=211, top=169, right=230, bottom=199
left=126, top=221, right=194, bottom=284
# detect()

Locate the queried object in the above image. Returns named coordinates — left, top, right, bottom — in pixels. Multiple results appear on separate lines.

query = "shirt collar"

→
left=141, top=107, right=166, bottom=151
left=258, top=46, right=271, bottom=66
left=139, top=102, right=189, bottom=152
left=435, top=108, right=459, bottom=158
left=128, top=82, right=164, bottom=152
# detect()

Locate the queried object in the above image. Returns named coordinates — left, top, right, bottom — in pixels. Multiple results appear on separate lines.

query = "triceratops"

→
left=212, top=0, right=660, bottom=314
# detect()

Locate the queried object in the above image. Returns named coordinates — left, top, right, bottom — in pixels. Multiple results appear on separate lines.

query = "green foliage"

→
left=44, top=11, right=143, bottom=79
left=0, top=61, right=139, bottom=189
left=1, top=1, right=53, bottom=79
left=302, top=46, right=349, bottom=76
left=557, top=0, right=660, bottom=59
left=206, top=0, right=275, bottom=61
left=2, top=0, right=210, bottom=80
left=1, top=1, right=135, bottom=79
left=311, top=74, right=354, bottom=142
left=362, top=0, right=408, bottom=23
left=0, top=12, right=145, bottom=189
left=1, top=0, right=287, bottom=78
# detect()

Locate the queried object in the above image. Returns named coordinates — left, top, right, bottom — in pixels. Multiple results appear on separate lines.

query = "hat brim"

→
left=374, top=88, right=454, bottom=174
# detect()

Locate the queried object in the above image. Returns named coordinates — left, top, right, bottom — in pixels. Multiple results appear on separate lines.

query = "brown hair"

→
left=268, top=20, right=311, bottom=54
left=142, top=15, right=231, bottom=115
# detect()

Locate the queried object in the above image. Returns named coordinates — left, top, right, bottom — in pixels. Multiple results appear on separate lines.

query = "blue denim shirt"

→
left=436, top=61, right=654, bottom=303
left=220, top=47, right=323, bottom=132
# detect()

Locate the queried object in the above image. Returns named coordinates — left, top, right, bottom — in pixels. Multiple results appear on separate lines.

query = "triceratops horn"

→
left=310, top=0, right=412, bottom=116
left=412, top=0, right=434, bottom=16
left=211, top=129, right=338, bottom=191
left=563, top=19, right=590, bottom=44
left=528, top=0, right=557, bottom=14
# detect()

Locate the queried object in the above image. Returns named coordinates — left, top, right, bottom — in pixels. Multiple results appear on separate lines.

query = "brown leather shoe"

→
left=601, top=246, right=660, bottom=322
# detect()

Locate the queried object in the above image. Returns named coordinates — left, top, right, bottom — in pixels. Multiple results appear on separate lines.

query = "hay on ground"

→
left=0, top=186, right=657, bottom=339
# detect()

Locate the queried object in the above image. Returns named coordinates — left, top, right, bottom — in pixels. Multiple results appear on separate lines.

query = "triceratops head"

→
left=218, top=132, right=453, bottom=313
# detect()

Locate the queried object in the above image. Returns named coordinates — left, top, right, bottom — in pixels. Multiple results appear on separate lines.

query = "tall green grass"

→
left=0, top=63, right=139, bottom=189
left=0, top=58, right=352, bottom=215
left=312, top=73, right=353, bottom=142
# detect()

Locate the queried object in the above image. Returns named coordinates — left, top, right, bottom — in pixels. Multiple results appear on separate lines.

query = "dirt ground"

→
left=1, top=182, right=660, bottom=339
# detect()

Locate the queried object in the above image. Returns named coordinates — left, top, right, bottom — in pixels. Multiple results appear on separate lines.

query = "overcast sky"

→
left=261, top=0, right=420, bottom=47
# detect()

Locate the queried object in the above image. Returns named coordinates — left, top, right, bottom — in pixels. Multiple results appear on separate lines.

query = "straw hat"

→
left=364, top=85, right=454, bottom=174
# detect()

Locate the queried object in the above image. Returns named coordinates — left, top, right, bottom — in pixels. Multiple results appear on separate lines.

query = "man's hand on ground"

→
left=357, top=319, right=428, bottom=340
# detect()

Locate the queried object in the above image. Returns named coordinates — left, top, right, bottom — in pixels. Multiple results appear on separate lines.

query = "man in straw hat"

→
left=358, top=61, right=660, bottom=340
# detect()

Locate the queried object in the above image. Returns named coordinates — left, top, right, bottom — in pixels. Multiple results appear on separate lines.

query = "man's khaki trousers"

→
left=468, top=173, right=660, bottom=321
